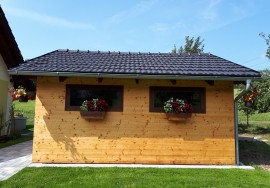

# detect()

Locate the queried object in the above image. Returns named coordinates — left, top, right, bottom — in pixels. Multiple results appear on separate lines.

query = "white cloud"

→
left=147, top=0, right=253, bottom=41
left=5, top=6, right=95, bottom=30
left=104, top=0, right=159, bottom=27
left=148, top=22, right=186, bottom=32
left=189, top=0, right=252, bottom=35
left=201, top=0, right=223, bottom=21
left=148, top=23, right=169, bottom=31
left=135, top=0, right=159, bottom=13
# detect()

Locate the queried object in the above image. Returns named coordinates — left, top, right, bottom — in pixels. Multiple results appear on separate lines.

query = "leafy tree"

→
left=172, top=36, right=205, bottom=54
left=253, top=69, right=270, bottom=113
left=259, top=32, right=270, bottom=59
left=237, top=86, right=257, bottom=126
left=237, top=69, right=270, bottom=126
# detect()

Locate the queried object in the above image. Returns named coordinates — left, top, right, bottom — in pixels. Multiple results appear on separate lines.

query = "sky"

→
left=0, top=0, right=269, bottom=71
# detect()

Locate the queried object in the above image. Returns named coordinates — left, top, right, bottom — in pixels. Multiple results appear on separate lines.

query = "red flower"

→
left=167, top=98, right=192, bottom=113
left=87, top=101, right=95, bottom=111
left=86, top=99, right=108, bottom=111
left=243, top=87, right=257, bottom=102
left=96, top=99, right=109, bottom=111
left=183, top=103, right=192, bottom=113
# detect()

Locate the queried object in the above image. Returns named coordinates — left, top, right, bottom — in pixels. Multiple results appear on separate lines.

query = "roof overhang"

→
left=0, top=6, right=23, bottom=68
left=8, top=70, right=262, bottom=81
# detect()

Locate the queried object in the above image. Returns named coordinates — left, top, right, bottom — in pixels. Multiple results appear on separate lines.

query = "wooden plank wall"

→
left=33, top=76, right=235, bottom=164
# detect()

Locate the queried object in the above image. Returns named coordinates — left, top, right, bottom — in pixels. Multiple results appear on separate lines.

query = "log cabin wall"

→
left=33, top=76, right=235, bottom=164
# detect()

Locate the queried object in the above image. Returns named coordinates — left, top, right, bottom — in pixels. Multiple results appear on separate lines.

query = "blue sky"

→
left=1, top=0, right=269, bottom=70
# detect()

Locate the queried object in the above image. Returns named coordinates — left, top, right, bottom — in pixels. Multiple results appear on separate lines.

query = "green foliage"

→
left=172, top=36, right=205, bottom=54
left=1, top=167, right=270, bottom=187
left=237, top=86, right=256, bottom=126
left=259, top=32, right=270, bottom=59
left=5, top=103, right=16, bottom=138
left=254, top=69, right=270, bottom=113
left=237, top=69, right=270, bottom=116
left=0, top=107, right=4, bottom=134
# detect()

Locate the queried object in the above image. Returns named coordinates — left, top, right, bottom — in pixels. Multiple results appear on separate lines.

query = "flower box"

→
left=166, top=113, right=192, bottom=121
left=244, top=101, right=253, bottom=107
left=18, top=96, right=28, bottom=102
left=80, top=111, right=106, bottom=120
left=14, top=116, right=27, bottom=130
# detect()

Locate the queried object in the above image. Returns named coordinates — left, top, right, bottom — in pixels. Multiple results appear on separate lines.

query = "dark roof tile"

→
left=9, top=49, right=261, bottom=78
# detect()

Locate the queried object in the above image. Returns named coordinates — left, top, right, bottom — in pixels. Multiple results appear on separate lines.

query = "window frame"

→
left=149, top=86, right=206, bottom=113
left=65, top=85, right=124, bottom=112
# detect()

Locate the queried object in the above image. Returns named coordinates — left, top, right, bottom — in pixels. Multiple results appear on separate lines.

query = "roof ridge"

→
left=57, top=49, right=212, bottom=56
left=25, top=50, right=59, bottom=62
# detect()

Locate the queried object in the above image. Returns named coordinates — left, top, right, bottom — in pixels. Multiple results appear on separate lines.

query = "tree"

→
left=253, top=69, right=270, bottom=113
left=237, top=86, right=257, bottom=126
left=172, top=36, right=205, bottom=54
left=259, top=32, right=270, bottom=59
left=237, top=69, right=270, bottom=126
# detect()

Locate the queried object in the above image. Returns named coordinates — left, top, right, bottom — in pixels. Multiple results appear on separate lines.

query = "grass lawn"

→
left=0, top=167, right=270, bottom=188
left=0, top=100, right=35, bottom=149
left=13, top=100, right=35, bottom=131
left=238, top=112, right=270, bottom=143
left=238, top=111, right=270, bottom=170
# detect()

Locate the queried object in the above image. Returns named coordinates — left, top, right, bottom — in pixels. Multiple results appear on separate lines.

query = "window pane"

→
left=66, top=85, right=123, bottom=112
left=150, top=87, right=205, bottom=113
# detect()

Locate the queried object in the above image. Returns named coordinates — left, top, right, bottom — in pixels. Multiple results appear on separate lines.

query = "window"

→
left=65, top=85, right=123, bottom=111
left=149, top=87, right=206, bottom=113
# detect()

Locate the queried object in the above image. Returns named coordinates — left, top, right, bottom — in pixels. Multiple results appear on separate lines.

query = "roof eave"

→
left=8, top=70, right=262, bottom=81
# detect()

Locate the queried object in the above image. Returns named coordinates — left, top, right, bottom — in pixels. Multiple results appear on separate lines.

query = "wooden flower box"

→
left=244, top=101, right=253, bottom=107
left=80, top=111, right=106, bottom=120
left=166, top=113, right=192, bottom=121
left=18, top=96, right=28, bottom=102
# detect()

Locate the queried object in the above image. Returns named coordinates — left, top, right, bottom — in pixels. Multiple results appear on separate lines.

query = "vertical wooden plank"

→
left=32, top=77, right=235, bottom=164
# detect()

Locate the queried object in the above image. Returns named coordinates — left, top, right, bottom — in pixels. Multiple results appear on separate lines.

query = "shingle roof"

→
left=9, top=49, right=261, bottom=80
left=0, top=6, right=23, bottom=68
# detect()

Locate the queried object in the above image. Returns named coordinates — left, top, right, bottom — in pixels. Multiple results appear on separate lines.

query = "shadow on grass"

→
left=239, top=140, right=270, bottom=166
left=238, top=123, right=270, bottom=135
left=254, top=126, right=270, bottom=134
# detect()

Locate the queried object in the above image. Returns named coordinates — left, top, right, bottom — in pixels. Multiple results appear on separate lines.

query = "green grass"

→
left=239, top=111, right=270, bottom=122
left=238, top=111, right=270, bottom=169
left=13, top=100, right=35, bottom=131
left=238, top=111, right=270, bottom=143
left=239, top=140, right=270, bottom=168
left=0, top=168, right=270, bottom=187
left=0, top=100, right=35, bottom=149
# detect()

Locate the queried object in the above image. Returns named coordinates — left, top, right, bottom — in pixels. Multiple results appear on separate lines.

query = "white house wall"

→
left=0, top=54, right=12, bottom=127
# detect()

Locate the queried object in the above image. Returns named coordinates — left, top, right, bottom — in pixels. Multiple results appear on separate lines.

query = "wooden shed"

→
left=9, top=50, right=261, bottom=165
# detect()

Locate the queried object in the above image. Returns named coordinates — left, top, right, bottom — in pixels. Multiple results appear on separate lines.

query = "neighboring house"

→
left=0, top=6, right=23, bottom=133
left=9, top=49, right=261, bottom=165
